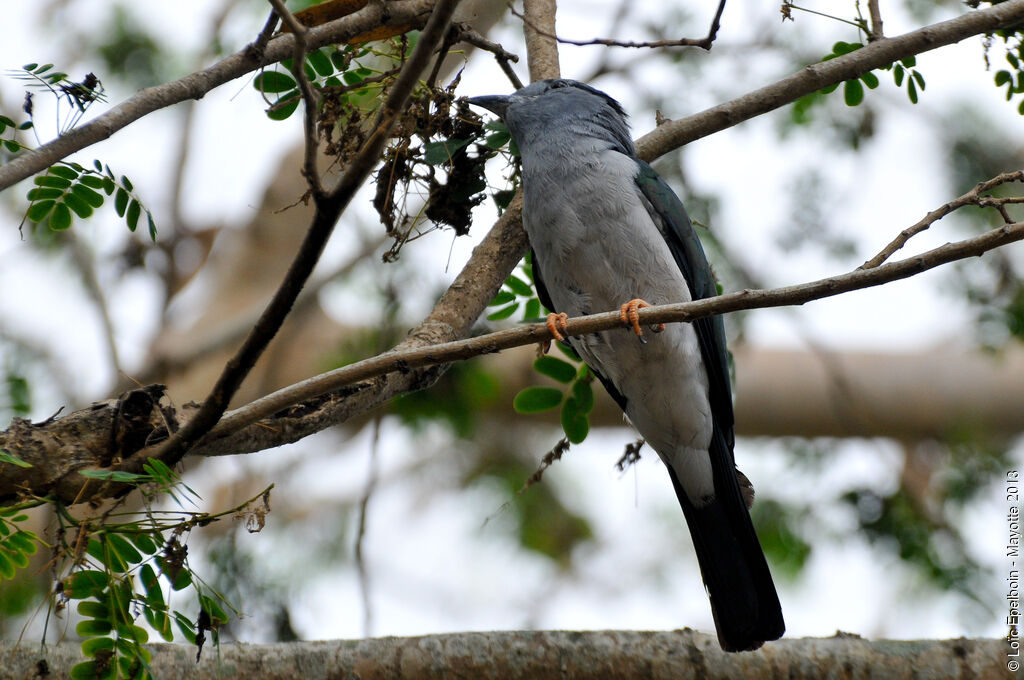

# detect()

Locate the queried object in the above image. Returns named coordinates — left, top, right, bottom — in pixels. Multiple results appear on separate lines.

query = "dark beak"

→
left=467, top=94, right=511, bottom=118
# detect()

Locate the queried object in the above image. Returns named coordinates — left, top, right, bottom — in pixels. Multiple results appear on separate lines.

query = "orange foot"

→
left=619, top=299, right=666, bottom=339
left=545, top=312, right=570, bottom=342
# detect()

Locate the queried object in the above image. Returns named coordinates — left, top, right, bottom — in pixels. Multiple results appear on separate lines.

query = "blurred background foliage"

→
left=0, top=0, right=1022, bottom=646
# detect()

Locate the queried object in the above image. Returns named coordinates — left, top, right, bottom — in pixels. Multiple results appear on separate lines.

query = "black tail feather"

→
left=668, top=428, right=784, bottom=652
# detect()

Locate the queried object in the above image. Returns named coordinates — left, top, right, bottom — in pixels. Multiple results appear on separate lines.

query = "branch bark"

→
left=0, top=0, right=439, bottom=192
left=2, top=216, right=1022, bottom=502
left=633, top=0, right=1024, bottom=160
left=0, top=633, right=1009, bottom=679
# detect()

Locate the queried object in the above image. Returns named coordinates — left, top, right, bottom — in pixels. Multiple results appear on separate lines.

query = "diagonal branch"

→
left=859, top=170, right=1024, bottom=269
left=194, top=217, right=1024, bottom=450
left=634, top=0, right=1024, bottom=160
left=0, top=0, right=439, bottom=192
left=138, top=0, right=464, bottom=468
left=268, top=0, right=325, bottom=196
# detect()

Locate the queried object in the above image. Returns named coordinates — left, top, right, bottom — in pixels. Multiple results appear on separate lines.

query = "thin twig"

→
left=268, top=0, right=325, bottom=196
left=457, top=25, right=524, bottom=89
left=136, top=0, right=464, bottom=469
left=510, top=0, right=727, bottom=51
left=867, top=0, right=885, bottom=41
left=859, top=170, right=1024, bottom=269
left=201, top=217, right=1024, bottom=444
left=355, top=416, right=381, bottom=637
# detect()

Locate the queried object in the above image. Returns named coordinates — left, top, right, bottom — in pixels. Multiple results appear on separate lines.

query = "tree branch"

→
left=634, top=0, right=1024, bottom=161
left=138, top=0, right=464, bottom=468
left=194, top=217, right=1024, bottom=448
left=510, top=0, right=727, bottom=51
left=521, top=0, right=561, bottom=81
left=268, top=0, right=325, bottom=196
left=860, top=170, right=1024, bottom=269
left=0, top=633, right=1009, bottom=679
left=0, top=0, right=439, bottom=192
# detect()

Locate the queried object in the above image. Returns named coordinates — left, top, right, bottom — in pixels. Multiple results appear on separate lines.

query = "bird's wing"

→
left=532, top=249, right=630, bottom=413
left=632, top=159, right=735, bottom=448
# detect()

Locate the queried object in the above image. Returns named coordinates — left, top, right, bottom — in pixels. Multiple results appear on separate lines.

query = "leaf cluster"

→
left=24, top=160, right=156, bottom=239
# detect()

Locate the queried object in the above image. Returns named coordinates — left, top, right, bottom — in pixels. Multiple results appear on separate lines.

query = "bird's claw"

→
left=545, top=312, right=569, bottom=343
left=619, top=299, right=666, bottom=340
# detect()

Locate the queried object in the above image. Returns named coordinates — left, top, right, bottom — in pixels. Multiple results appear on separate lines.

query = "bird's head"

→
left=468, top=79, right=634, bottom=156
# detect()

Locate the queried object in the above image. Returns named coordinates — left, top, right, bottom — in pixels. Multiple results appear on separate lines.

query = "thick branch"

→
left=142, top=0, right=464, bottom=467
left=195, top=219, right=1024, bottom=447
left=0, top=633, right=1009, bottom=679
left=522, top=0, right=561, bottom=80
left=0, top=0, right=438, bottom=192
left=634, top=0, right=1024, bottom=160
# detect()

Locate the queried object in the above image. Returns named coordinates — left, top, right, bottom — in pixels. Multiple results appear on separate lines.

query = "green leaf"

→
left=486, top=303, right=519, bottom=321
left=114, top=188, right=129, bottom=217
left=81, top=635, right=115, bottom=657
left=65, top=570, right=108, bottom=599
left=27, top=187, right=64, bottom=201
left=307, top=49, right=333, bottom=77
left=26, top=200, right=55, bottom=222
left=524, top=298, right=541, bottom=320
left=63, top=191, right=94, bottom=219
left=560, top=398, right=590, bottom=444
left=860, top=71, right=879, bottom=89
left=72, top=183, right=105, bottom=207
left=422, top=138, right=472, bottom=165
left=106, top=533, right=143, bottom=565
left=843, top=79, right=864, bottom=107
left=6, top=530, right=38, bottom=554
left=70, top=661, right=99, bottom=680
left=78, top=600, right=110, bottom=619
left=1018, top=99, right=1024, bottom=115
left=513, top=386, right=563, bottom=413
left=484, top=130, right=510, bottom=149
left=911, top=70, right=925, bottom=90
left=997, top=70, right=1013, bottom=87
left=254, top=70, right=297, bottom=93
left=79, top=469, right=149, bottom=483
left=34, top=175, right=72, bottom=189
left=87, top=537, right=128, bottom=574
left=268, top=95, right=300, bottom=120
left=49, top=164, right=80, bottom=180
left=120, top=175, right=134, bottom=192
left=174, top=611, right=197, bottom=644
left=533, top=356, right=576, bottom=384
left=489, top=290, right=515, bottom=306
left=0, top=449, right=32, bottom=468
left=3, top=140, right=20, bottom=153
left=147, top=212, right=158, bottom=241
left=126, top=200, right=141, bottom=232
left=504, top=275, right=533, bottom=297
left=50, top=202, right=73, bottom=230
left=131, top=531, right=160, bottom=555
left=0, top=114, right=13, bottom=129
left=0, top=550, right=14, bottom=579
left=76, top=618, right=113, bottom=637
left=907, top=78, right=918, bottom=104
left=893, top=64, right=905, bottom=86
left=201, top=595, right=230, bottom=625
left=572, top=379, right=594, bottom=412
left=0, top=545, right=28, bottom=569
left=117, top=623, right=149, bottom=643
left=93, top=159, right=103, bottom=172
left=900, top=55, right=916, bottom=67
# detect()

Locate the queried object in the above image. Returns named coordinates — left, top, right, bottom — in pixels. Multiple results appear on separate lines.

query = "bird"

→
left=468, top=79, right=784, bottom=652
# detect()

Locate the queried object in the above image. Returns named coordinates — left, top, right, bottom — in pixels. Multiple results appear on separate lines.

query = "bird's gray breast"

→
left=521, top=146, right=715, bottom=502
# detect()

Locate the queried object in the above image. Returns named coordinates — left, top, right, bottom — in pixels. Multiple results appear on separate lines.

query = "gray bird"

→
left=469, top=79, right=784, bottom=652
